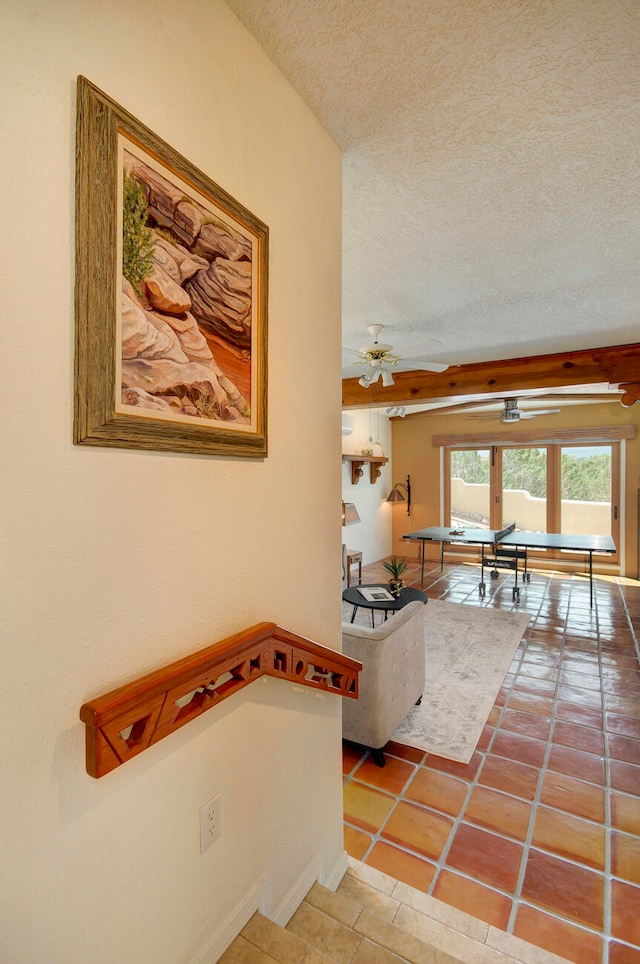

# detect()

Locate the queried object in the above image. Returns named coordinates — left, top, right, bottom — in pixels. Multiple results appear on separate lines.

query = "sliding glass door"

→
left=449, top=449, right=491, bottom=529
left=500, top=447, right=548, bottom=533
left=444, top=440, right=620, bottom=562
left=559, top=444, right=615, bottom=538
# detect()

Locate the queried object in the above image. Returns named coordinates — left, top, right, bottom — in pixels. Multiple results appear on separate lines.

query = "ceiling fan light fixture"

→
left=358, top=370, right=374, bottom=387
left=344, top=324, right=449, bottom=385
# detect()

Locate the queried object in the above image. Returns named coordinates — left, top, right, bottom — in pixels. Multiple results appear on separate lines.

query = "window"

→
left=443, top=440, right=620, bottom=565
left=449, top=449, right=491, bottom=528
left=559, top=444, right=614, bottom=538
left=501, top=447, right=547, bottom=533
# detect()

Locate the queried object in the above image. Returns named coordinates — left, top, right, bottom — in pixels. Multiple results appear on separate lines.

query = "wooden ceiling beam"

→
left=341, top=343, right=640, bottom=408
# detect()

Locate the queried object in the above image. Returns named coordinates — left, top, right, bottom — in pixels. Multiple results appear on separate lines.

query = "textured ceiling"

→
left=226, top=0, right=640, bottom=377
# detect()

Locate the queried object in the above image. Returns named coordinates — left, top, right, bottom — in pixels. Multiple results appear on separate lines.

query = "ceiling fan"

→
left=342, top=324, right=449, bottom=388
left=468, top=397, right=562, bottom=423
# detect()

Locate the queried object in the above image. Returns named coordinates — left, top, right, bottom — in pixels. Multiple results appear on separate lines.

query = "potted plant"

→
left=382, top=555, right=409, bottom=597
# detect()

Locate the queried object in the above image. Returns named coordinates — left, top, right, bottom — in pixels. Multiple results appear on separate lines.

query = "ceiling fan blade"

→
left=523, top=392, right=622, bottom=403
left=391, top=335, right=443, bottom=357
left=394, top=360, right=450, bottom=373
left=342, top=343, right=368, bottom=373
left=518, top=408, right=562, bottom=418
left=342, top=362, right=368, bottom=377
left=420, top=399, right=502, bottom=416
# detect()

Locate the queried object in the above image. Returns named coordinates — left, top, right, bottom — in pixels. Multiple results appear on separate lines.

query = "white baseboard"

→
left=190, top=875, right=266, bottom=964
left=190, top=849, right=349, bottom=961
left=319, top=848, right=349, bottom=892
left=269, top=852, right=321, bottom=926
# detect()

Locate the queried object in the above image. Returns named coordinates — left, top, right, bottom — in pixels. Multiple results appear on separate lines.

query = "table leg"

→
left=350, top=606, right=357, bottom=623
left=589, top=551, right=593, bottom=608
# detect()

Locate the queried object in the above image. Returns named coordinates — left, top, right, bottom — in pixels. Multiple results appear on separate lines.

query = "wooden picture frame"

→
left=74, top=76, right=268, bottom=458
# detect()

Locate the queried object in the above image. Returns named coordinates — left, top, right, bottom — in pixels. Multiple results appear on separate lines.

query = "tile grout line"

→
left=498, top=571, right=618, bottom=953
left=383, top=581, right=544, bottom=917
left=342, top=562, right=640, bottom=961
left=600, top=583, right=613, bottom=964
left=505, top=572, right=562, bottom=935
left=352, top=572, right=568, bottom=902
left=402, top=560, right=536, bottom=912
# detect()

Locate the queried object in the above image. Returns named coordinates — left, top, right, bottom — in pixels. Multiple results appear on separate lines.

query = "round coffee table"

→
left=342, top=583, right=428, bottom=627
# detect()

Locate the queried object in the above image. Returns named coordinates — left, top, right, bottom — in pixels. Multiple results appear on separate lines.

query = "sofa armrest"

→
left=341, top=600, right=426, bottom=750
left=341, top=600, right=425, bottom=641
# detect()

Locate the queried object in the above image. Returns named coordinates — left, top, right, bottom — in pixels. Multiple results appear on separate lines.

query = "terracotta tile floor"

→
left=343, top=558, right=640, bottom=964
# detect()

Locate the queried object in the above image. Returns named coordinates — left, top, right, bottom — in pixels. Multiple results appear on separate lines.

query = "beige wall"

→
left=392, top=402, right=640, bottom=577
left=451, top=479, right=611, bottom=534
left=1, top=2, right=343, bottom=961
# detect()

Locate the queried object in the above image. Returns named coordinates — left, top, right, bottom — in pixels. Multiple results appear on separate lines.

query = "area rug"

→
left=342, top=599, right=530, bottom=764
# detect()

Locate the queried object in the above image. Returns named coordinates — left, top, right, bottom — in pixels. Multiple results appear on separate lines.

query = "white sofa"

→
left=341, top=600, right=426, bottom=766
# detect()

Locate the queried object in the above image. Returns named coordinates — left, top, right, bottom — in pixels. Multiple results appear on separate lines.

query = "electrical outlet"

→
left=199, top=793, right=222, bottom=853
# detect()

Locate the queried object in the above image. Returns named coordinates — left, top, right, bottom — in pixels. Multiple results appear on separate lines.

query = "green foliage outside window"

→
left=122, top=171, right=155, bottom=296
left=452, top=447, right=611, bottom=503
left=450, top=449, right=489, bottom=485
left=503, top=448, right=547, bottom=498
left=561, top=452, right=611, bottom=503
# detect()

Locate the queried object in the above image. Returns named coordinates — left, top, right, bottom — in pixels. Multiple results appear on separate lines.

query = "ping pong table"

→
left=403, top=523, right=616, bottom=606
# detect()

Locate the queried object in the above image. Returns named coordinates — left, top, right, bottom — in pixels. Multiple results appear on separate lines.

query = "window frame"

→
left=441, top=432, right=622, bottom=568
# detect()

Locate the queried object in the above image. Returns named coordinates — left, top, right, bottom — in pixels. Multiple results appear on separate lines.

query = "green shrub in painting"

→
left=122, top=171, right=155, bottom=296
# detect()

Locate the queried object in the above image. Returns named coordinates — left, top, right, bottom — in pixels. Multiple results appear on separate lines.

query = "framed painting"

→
left=74, top=76, right=268, bottom=458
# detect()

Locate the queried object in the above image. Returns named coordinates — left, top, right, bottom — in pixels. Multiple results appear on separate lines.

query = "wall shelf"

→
left=342, top=453, right=388, bottom=484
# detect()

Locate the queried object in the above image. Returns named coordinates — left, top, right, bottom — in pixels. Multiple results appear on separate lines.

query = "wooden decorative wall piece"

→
left=349, top=459, right=365, bottom=484
left=342, top=454, right=388, bottom=484
left=80, top=622, right=361, bottom=778
left=593, top=346, right=640, bottom=406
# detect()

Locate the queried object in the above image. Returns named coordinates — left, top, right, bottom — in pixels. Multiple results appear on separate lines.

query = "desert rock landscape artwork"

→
left=75, top=77, right=268, bottom=458
left=119, top=146, right=254, bottom=428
